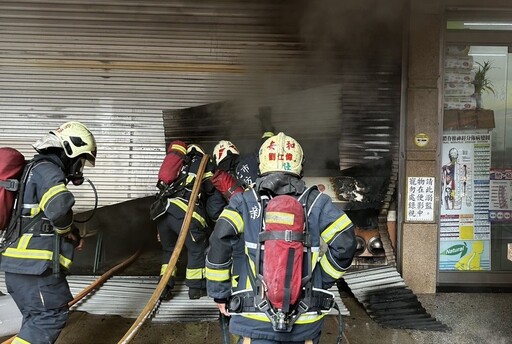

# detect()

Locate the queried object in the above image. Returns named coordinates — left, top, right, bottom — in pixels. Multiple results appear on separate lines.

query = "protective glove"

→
left=65, top=223, right=83, bottom=250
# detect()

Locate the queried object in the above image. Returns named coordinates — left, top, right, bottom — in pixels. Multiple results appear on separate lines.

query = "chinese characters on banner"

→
left=406, top=177, right=435, bottom=222
left=439, top=132, right=491, bottom=271
left=489, top=169, right=512, bottom=222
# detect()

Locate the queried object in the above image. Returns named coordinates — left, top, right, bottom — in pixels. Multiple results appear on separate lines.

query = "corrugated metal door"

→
left=0, top=1, right=402, bottom=211
left=0, top=1, right=310, bottom=211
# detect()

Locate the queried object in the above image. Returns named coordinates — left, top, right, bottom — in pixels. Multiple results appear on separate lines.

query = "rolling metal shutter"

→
left=0, top=0, right=310, bottom=212
left=0, top=1, right=402, bottom=212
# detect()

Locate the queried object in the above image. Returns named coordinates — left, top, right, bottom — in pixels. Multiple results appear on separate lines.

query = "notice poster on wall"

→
left=489, top=168, right=512, bottom=222
left=406, top=177, right=435, bottom=222
left=439, top=132, right=491, bottom=271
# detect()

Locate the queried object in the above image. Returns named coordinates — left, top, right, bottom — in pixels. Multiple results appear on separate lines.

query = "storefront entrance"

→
left=440, top=15, right=512, bottom=286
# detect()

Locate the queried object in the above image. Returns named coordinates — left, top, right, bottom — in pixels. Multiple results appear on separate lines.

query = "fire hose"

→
left=1, top=249, right=141, bottom=344
left=118, top=154, right=209, bottom=344
left=68, top=249, right=141, bottom=308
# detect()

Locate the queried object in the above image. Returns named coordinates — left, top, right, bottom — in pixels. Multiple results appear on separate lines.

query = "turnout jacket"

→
left=206, top=152, right=260, bottom=223
left=164, top=153, right=216, bottom=229
left=206, top=180, right=356, bottom=341
left=1, top=154, right=77, bottom=275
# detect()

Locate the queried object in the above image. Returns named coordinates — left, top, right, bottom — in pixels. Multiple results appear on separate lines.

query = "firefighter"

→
left=0, top=121, right=97, bottom=344
left=155, top=143, right=217, bottom=300
left=208, top=109, right=276, bottom=212
left=206, top=132, right=357, bottom=343
left=211, top=107, right=275, bottom=195
left=207, top=114, right=276, bottom=292
left=211, top=140, right=257, bottom=193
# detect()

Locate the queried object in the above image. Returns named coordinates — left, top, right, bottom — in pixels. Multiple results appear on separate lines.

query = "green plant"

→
left=473, top=60, right=496, bottom=96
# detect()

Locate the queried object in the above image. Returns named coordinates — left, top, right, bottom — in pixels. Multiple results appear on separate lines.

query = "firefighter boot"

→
left=188, top=288, right=207, bottom=300
left=160, top=285, right=174, bottom=301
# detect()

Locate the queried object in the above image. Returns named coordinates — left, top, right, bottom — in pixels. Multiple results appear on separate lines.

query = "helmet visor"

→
left=84, top=148, right=97, bottom=167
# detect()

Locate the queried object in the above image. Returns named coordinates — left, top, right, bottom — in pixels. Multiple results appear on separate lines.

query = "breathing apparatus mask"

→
left=67, top=156, right=87, bottom=186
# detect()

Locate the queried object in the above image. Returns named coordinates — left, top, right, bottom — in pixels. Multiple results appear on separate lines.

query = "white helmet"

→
left=259, top=132, right=303, bottom=176
left=33, top=121, right=97, bottom=166
left=213, top=140, right=239, bottom=165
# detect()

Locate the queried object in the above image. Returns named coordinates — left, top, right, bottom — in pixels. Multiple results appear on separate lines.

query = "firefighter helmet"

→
left=258, top=132, right=303, bottom=176
left=33, top=121, right=97, bottom=166
left=213, top=140, right=239, bottom=166
left=52, top=122, right=97, bottom=166
left=187, top=144, right=205, bottom=155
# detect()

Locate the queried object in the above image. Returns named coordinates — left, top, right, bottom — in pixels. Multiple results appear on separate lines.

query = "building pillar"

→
left=401, top=0, right=443, bottom=293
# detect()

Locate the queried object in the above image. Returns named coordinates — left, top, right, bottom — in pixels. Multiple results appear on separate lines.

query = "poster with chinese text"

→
left=406, top=177, right=435, bottom=222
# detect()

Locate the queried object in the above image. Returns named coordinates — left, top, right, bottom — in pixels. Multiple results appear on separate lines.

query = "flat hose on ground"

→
left=1, top=249, right=141, bottom=344
left=118, top=154, right=210, bottom=344
left=68, top=249, right=141, bottom=308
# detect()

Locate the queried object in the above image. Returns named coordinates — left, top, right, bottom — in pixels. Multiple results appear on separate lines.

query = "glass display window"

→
left=441, top=41, right=512, bottom=278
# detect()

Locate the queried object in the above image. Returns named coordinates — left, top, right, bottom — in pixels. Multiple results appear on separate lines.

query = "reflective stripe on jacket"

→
left=2, top=233, right=74, bottom=274
left=165, top=153, right=217, bottom=227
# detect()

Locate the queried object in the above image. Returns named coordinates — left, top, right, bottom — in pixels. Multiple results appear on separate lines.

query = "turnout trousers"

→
left=5, top=270, right=72, bottom=344
left=156, top=210, right=207, bottom=289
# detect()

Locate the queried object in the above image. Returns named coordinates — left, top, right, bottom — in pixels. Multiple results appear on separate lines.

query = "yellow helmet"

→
left=258, top=132, right=303, bottom=176
left=213, top=140, right=239, bottom=165
left=51, top=121, right=97, bottom=166
left=187, top=144, right=205, bottom=155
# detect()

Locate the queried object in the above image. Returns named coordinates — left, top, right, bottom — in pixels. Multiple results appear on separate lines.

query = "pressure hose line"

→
left=73, top=178, right=98, bottom=224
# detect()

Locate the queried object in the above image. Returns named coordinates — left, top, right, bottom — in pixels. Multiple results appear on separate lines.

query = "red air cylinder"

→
left=0, top=147, right=25, bottom=230
left=158, top=140, right=187, bottom=184
left=263, top=195, right=305, bottom=310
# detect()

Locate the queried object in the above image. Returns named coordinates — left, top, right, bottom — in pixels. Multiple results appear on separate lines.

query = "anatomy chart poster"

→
left=440, top=139, right=475, bottom=215
left=439, top=132, right=491, bottom=270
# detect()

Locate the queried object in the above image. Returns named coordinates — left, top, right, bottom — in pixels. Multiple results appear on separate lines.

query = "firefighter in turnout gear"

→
left=211, top=107, right=275, bottom=199
left=207, top=112, right=277, bottom=298
left=206, top=132, right=357, bottom=343
left=155, top=143, right=217, bottom=300
left=208, top=107, right=276, bottom=218
left=0, top=121, right=97, bottom=344
left=212, top=139, right=259, bottom=195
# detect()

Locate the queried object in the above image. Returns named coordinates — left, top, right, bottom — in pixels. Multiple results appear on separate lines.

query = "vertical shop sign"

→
left=406, top=177, right=435, bottom=222
left=489, top=168, right=512, bottom=222
left=439, top=132, right=491, bottom=271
